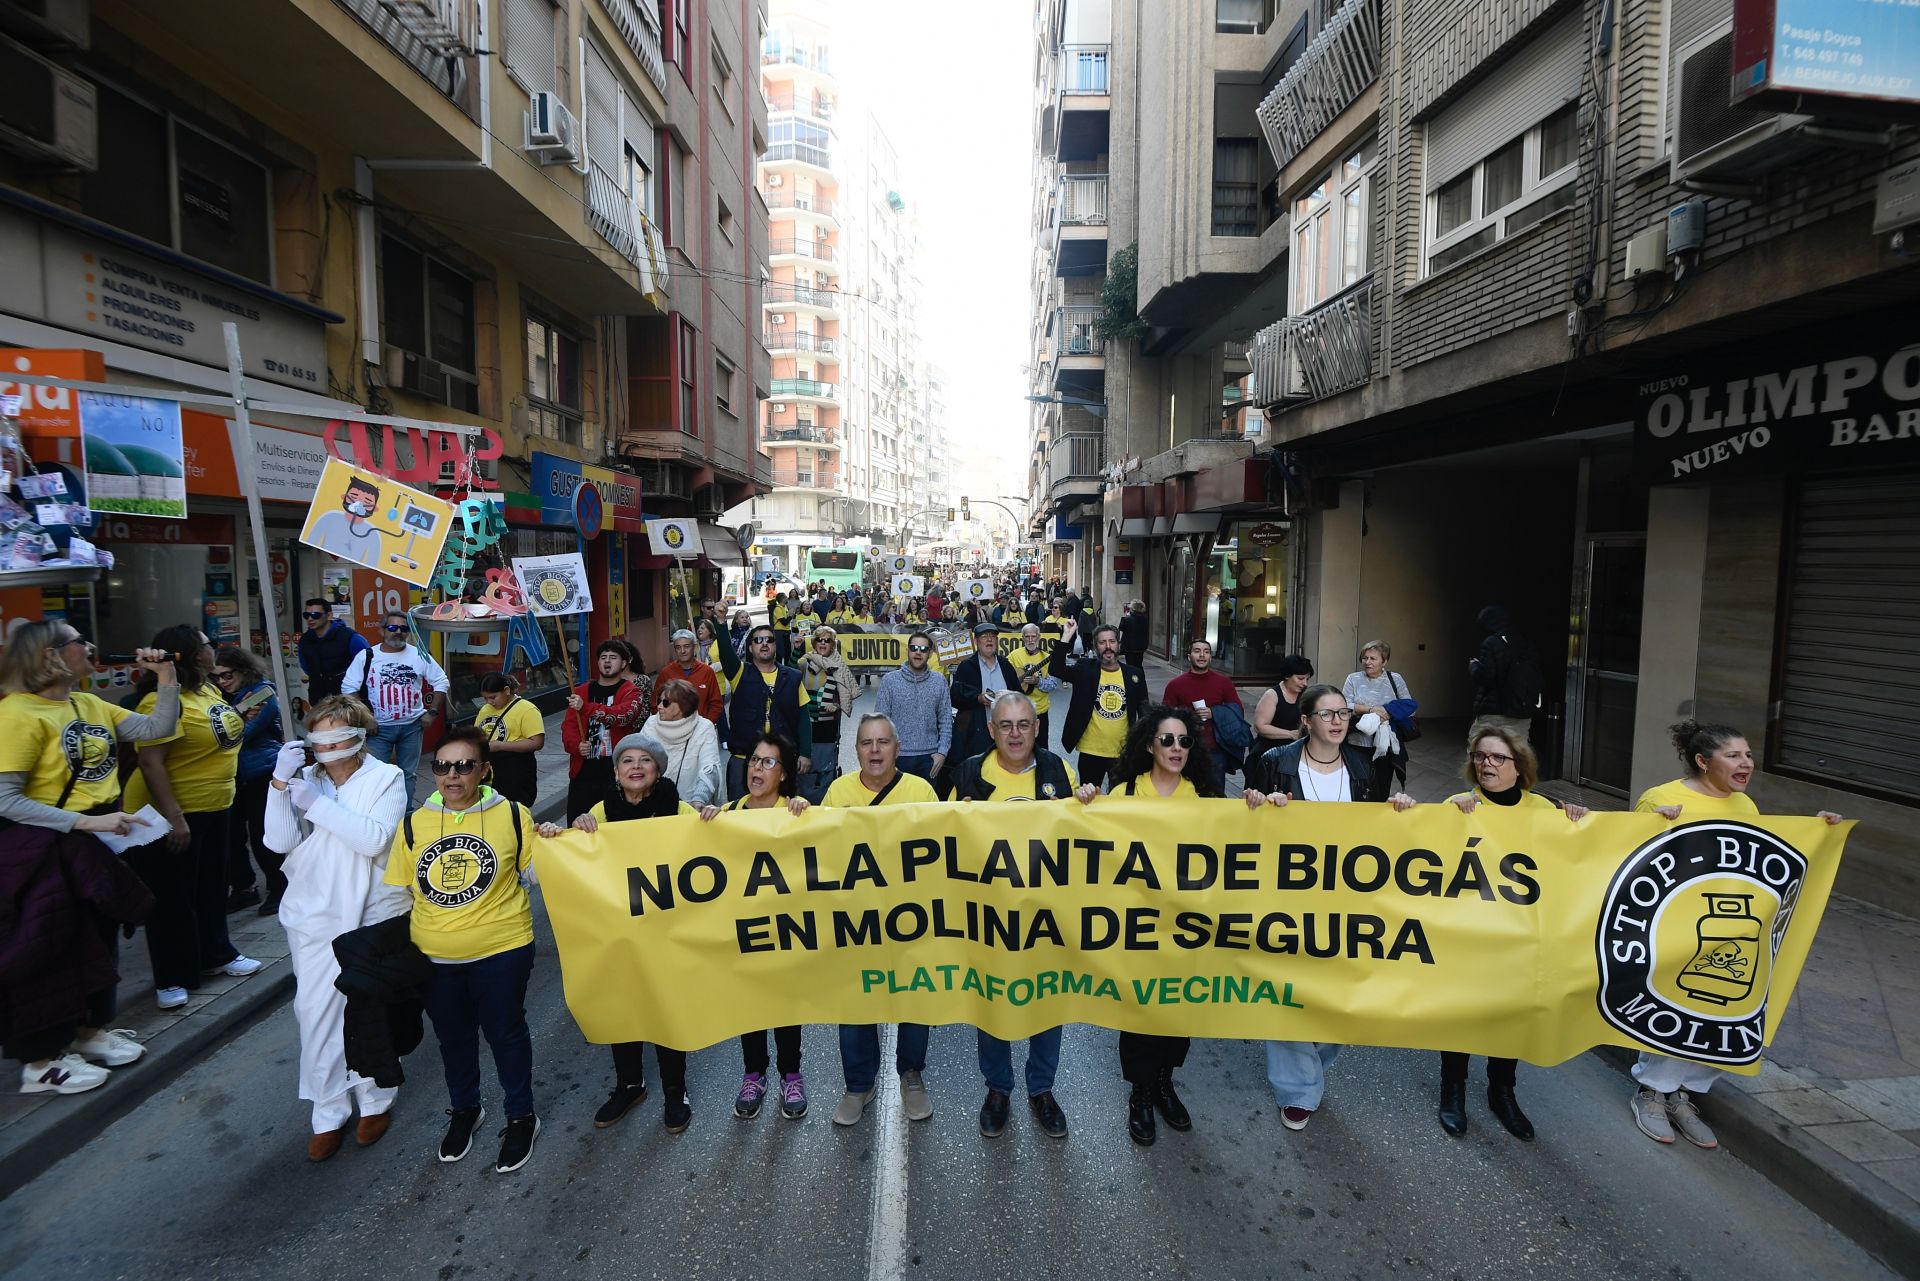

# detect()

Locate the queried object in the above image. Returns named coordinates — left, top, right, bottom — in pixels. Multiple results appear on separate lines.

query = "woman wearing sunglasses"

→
left=213, top=647, right=284, bottom=914
left=0, top=623, right=176, bottom=1096
left=697, top=733, right=812, bottom=1121
left=1438, top=722, right=1589, bottom=1142
left=800, top=626, right=858, bottom=802
left=382, top=727, right=544, bottom=1174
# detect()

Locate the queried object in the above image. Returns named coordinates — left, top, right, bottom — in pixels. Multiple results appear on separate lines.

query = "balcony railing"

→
left=1256, top=0, right=1379, bottom=171
left=766, top=425, right=835, bottom=445
left=763, top=330, right=837, bottom=354
left=765, top=283, right=841, bottom=309
left=766, top=92, right=835, bottom=120
left=1057, top=174, right=1109, bottom=226
left=1049, top=431, right=1106, bottom=483
left=762, top=46, right=832, bottom=73
left=337, top=0, right=478, bottom=102
left=771, top=377, right=838, bottom=399
left=765, top=193, right=835, bottom=218
left=601, top=0, right=668, bottom=94
left=1057, top=43, right=1110, bottom=95
left=769, top=238, right=836, bottom=261
left=1056, top=305, right=1105, bottom=357
left=765, top=141, right=832, bottom=169
left=769, top=466, right=840, bottom=488
left=586, top=163, right=667, bottom=293
left=1250, top=276, right=1374, bottom=407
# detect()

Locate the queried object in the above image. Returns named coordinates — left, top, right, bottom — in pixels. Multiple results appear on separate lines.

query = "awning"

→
left=700, top=522, right=745, bottom=568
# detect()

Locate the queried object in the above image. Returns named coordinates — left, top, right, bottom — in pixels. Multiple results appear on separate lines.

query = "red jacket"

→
left=652, top=660, right=724, bottom=724
left=560, top=678, right=646, bottom=777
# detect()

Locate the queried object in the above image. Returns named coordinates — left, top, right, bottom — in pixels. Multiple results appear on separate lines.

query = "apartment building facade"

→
left=0, top=0, right=769, bottom=697
left=1238, top=0, right=1920, bottom=912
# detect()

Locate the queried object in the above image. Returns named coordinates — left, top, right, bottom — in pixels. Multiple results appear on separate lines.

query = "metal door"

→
left=1570, top=537, right=1646, bottom=795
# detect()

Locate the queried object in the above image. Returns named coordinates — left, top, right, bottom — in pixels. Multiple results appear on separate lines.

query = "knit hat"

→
left=611, top=732, right=669, bottom=773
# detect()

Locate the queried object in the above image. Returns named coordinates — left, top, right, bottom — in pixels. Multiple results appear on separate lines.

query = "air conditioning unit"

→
left=693, top=483, right=725, bottom=517
left=383, top=347, right=449, bottom=401
left=524, top=90, right=581, bottom=165
left=0, top=0, right=90, bottom=48
left=772, top=402, right=788, bottom=412
left=768, top=313, right=788, bottom=325
left=767, top=173, right=784, bottom=187
left=1672, top=25, right=1815, bottom=185
left=0, top=34, right=95, bottom=170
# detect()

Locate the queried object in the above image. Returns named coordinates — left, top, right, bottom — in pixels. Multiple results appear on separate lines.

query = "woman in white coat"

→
left=640, top=679, right=724, bottom=808
left=263, top=694, right=410, bottom=1163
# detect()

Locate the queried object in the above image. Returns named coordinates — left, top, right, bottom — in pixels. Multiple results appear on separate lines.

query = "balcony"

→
left=765, top=192, right=836, bottom=220
left=769, top=465, right=841, bottom=489
left=770, top=377, right=838, bottom=401
left=766, top=92, right=835, bottom=122
left=333, top=0, right=479, bottom=104
left=762, top=46, right=833, bottom=74
left=770, top=238, right=837, bottom=264
left=1055, top=43, right=1111, bottom=163
left=766, top=425, right=840, bottom=449
left=1057, top=43, right=1110, bottom=96
left=763, top=330, right=838, bottom=356
left=586, top=164, right=668, bottom=299
left=1250, top=276, right=1375, bottom=407
left=1048, top=431, right=1106, bottom=499
left=600, top=0, right=669, bottom=95
left=765, top=141, right=833, bottom=170
left=1055, top=305, right=1106, bottom=366
left=1057, top=174, right=1109, bottom=226
left=764, top=283, right=841, bottom=313
left=1256, top=0, right=1379, bottom=172
left=1054, top=175, right=1109, bottom=278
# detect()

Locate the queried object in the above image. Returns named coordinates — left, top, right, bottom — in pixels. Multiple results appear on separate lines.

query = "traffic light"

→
left=946, top=507, right=956, bottom=521
left=961, top=496, right=971, bottom=520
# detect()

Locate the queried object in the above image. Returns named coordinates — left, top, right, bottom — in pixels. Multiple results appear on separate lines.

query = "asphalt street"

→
left=0, top=682, right=1897, bottom=1281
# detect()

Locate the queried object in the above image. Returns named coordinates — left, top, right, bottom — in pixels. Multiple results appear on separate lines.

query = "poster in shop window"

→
left=512, top=552, right=594, bottom=617
left=80, top=392, right=186, bottom=519
left=298, top=456, right=455, bottom=587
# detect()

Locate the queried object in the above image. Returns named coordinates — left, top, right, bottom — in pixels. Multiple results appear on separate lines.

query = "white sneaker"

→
left=217, top=955, right=263, bottom=978
left=71, top=1028, right=145, bottom=1067
left=156, top=986, right=190, bottom=1010
left=21, top=1054, right=109, bottom=1095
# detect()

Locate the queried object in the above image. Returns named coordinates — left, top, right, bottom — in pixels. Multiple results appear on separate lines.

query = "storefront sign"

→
left=1247, top=522, right=1288, bottom=546
left=0, top=349, right=104, bottom=435
left=1734, top=0, right=1920, bottom=109
left=0, top=206, right=332, bottom=390
left=1633, top=330, right=1920, bottom=484
left=324, top=420, right=504, bottom=491
left=530, top=452, right=642, bottom=532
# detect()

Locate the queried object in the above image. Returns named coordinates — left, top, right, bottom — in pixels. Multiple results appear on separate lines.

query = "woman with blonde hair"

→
left=0, top=621, right=176, bottom=1094
left=263, top=694, right=410, bottom=1161
left=1342, top=639, right=1411, bottom=803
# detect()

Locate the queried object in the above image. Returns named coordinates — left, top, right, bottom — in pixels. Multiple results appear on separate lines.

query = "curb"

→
left=1593, top=1046, right=1920, bottom=1278
left=0, top=963, right=295, bottom=1203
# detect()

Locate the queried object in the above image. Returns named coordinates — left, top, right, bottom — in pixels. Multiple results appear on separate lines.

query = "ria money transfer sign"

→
left=534, top=801, right=1851, bottom=1064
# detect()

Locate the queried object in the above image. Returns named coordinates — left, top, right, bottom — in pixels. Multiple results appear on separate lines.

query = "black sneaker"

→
left=664, top=1094, right=692, bottom=1134
left=495, top=1114, right=540, bottom=1173
left=979, top=1088, right=1011, bottom=1138
left=1028, top=1091, right=1069, bottom=1139
left=593, top=1081, right=648, bottom=1129
left=439, top=1106, right=485, bottom=1163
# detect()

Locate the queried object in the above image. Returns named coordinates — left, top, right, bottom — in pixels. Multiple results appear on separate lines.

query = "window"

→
left=711, top=37, right=735, bottom=120
left=1216, top=0, right=1275, bottom=34
left=1212, top=138, right=1260, bottom=236
left=715, top=357, right=736, bottom=415
left=659, top=130, right=683, bottom=247
left=1423, top=106, right=1579, bottom=275
left=1290, top=137, right=1375, bottom=313
left=77, top=81, right=275, bottom=285
left=677, top=319, right=699, bottom=434
left=380, top=233, right=479, bottom=412
left=526, top=314, right=583, bottom=445
left=503, top=0, right=558, bottom=94
left=717, top=196, right=736, bottom=242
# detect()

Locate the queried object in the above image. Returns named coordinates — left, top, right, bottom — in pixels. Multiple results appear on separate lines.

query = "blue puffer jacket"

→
left=233, top=680, right=284, bottom=783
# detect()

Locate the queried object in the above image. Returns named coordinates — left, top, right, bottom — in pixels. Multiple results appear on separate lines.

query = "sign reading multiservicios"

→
left=1632, top=333, right=1920, bottom=484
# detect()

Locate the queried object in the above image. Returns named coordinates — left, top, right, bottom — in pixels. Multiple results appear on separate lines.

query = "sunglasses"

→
left=750, top=635, right=775, bottom=645
left=303, top=610, right=327, bottom=620
left=429, top=758, right=482, bottom=776
left=1155, top=733, right=1195, bottom=749
left=385, top=624, right=406, bottom=633
left=57, top=632, right=88, bottom=647
left=212, top=669, right=236, bottom=680
left=908, top=645, right=931, bottom=654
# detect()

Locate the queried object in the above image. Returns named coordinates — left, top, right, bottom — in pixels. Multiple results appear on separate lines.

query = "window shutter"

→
left=1776, top=472, right=1920, bottom=799
left=504, top=0, right=558, bottom=93
left=1426, top=12, right=1583, bottom=189
left=584, top=42, right=621, bottom=175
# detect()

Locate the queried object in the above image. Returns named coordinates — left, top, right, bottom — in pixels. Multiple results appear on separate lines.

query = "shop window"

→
left=380, top=234, right=480, bottom=413
left=526, top=314, right=584, bottom=445
left=1204, top=522, right=1291, bottom=673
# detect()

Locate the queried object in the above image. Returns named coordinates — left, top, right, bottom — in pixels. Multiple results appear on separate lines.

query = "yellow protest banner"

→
left=533, top=801, right=1849, bottom=1067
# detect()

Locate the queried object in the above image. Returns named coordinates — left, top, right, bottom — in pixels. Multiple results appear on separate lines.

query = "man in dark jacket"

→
left=1469, top=604, right=1536, bottom=747
left=949, top=622, right=1022, bottom=765
left=727, top=624, right=814, bottom=798
left=1118, top=599, right=1149, bottom=669
left=1047, top=619, right=1149, bottom=789
left=296, top=599, right=372, bottom=704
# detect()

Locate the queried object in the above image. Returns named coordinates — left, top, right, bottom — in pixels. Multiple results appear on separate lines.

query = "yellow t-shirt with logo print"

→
left=0, top=690, right=133, bottom=812
left=1005, top=645, right=1052, bottom=715
left=383, top=793, right=536, bottom=962
left=1077, top=666, right=1131, bottom=759
left=978, top=752, right=1079, bottom=801
left=123, top=687, right=243, bottom=813
left=475, top=698, right=543, bottom=746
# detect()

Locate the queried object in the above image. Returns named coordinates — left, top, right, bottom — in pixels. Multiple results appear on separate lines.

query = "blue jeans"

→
left=897, top=754, right=937, bottom=782
left=423, top=943, right=536, bottom=1119
left=1265, top=1040, right=1341, bottom=1110
left=368, top=718, right=425, bottom=808
left=977, top=1027, right=1062, bottom=1096
left=840, top=1023, right=930, bottom=1093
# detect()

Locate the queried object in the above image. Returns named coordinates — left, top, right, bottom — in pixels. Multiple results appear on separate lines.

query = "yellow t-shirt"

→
left=1120, top=775, right=1200, bottom=800
left=383, top=793, right=535, bottom=962
left=587, top=799, right=698, bottom=822
left=758, top=667, right=810, bottom=732
left=1005, top=646, right=1052, bottom=715
left=827, top=609, right=856, bottom=625
left=0, top=690, right=133, bottom=813
left=822, top=769, right=939, bottom=807
left=772, top=602, right=791, bottom=632
left=475, top=698, right=543, bottom=746
left=124, top=687, right=242, bottom=814
left=853, top=612, right=875, bottom=625
left=1077, top=666, right=1131, bottom=759
left=1634, top=779, right=1760, bottom=818
left=978, top=751, right=1079, bottom=801
left=1448, top=787, right=1561, bottom=810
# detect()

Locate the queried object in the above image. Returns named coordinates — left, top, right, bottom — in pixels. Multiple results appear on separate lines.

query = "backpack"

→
left=1497, top=635, right=1544, bottom=718
left=1211, top=700, right=1252, bottom=774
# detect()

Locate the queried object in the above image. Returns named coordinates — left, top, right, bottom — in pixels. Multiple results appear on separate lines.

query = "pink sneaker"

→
left=779, top=1072, right=809, bottom=1119
left=733, top=1072, right=768, bottom=1119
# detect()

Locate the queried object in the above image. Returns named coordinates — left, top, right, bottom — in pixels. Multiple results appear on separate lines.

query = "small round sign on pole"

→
left=572, top=482, right=604, bottom=541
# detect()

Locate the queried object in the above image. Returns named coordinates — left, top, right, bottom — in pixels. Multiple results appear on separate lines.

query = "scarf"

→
left=648, top=712, right=702, bottom=781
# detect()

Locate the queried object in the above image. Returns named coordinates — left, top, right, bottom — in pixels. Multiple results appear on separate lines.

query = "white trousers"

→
left=288, top=924, right=398, bottom=1134
left=1632, top=1050, right=1724, bottom=1095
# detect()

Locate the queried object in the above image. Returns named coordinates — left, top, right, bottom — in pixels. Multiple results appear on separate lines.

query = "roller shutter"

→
left=1426, top=11, right=1583, bottom=188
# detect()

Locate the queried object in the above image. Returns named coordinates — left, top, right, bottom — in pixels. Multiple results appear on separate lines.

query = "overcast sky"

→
left=836, top=0, right=1035, bottom=519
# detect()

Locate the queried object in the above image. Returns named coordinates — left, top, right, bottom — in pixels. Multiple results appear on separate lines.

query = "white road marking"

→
left=864, top=1024, right=911, bottom=1281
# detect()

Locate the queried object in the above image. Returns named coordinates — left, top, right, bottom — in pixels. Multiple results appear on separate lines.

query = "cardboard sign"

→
left=81, top=392, right=186, bottom=519
left=298, top=456, right=455, bottom=588
left=647, top=517, right=699, bottom=558
left=893, top=574, right=923, bottom=597
left=513, top=552, right=595, bottom=616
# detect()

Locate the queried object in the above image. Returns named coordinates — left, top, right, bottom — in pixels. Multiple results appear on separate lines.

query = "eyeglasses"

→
left=212, top=669, right=235, bottom=680
left=1470, top=751, right=1516, bottom=767
left=1155, top=733, right=1195, bottom=749
left=992, top=720, right=1036, bottom=734
left=430, top=758, right=482, bottom=776
left=747, top=754, right=782, bottom=769
left=57, top=632, right=87, bottom=648
left=908, top=645, right=931, bottom=654
left=303, top=610, right=327, bottom=620
left=1310, top=708, right=1356, bottom=723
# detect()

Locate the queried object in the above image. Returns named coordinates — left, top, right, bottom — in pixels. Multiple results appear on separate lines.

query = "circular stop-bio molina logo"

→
left=1595, top=821, right=1807, bottom=1066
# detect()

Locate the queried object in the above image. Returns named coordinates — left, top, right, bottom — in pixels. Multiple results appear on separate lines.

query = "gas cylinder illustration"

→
left=1677, top=893, right=1763, bottom=1006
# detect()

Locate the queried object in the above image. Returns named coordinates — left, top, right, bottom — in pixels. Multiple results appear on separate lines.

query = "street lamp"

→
left=1025, top=393, right=1106, bottom=419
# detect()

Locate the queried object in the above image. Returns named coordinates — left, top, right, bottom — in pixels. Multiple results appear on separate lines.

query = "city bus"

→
left=806, top=546, right=864, bottom=591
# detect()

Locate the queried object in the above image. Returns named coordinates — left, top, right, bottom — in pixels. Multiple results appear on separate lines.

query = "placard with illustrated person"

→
left=299, top=457, right=456, bottom=586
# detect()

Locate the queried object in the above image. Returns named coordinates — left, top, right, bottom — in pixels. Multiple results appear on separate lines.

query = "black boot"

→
left=1127, top=1087, right=1156, bottom=1146
left=1438, top=1078, right=1468, bottom=1137
left=1153, top=1068, right=1192, bottom=1132
left=1488, top=1083, right=1534, bottom=1142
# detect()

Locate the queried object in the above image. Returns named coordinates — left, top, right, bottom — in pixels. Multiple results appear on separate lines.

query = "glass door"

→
left=1573, top=537, right=1645, bottom=795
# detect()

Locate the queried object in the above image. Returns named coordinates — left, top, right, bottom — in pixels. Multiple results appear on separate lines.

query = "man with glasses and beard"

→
left=296, top=598, right=371, bottom=704
left=873, top=630, right=953, bottom=784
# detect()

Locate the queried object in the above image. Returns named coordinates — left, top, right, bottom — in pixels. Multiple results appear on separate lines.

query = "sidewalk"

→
left=0, top=709, right=573, bottom=1201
